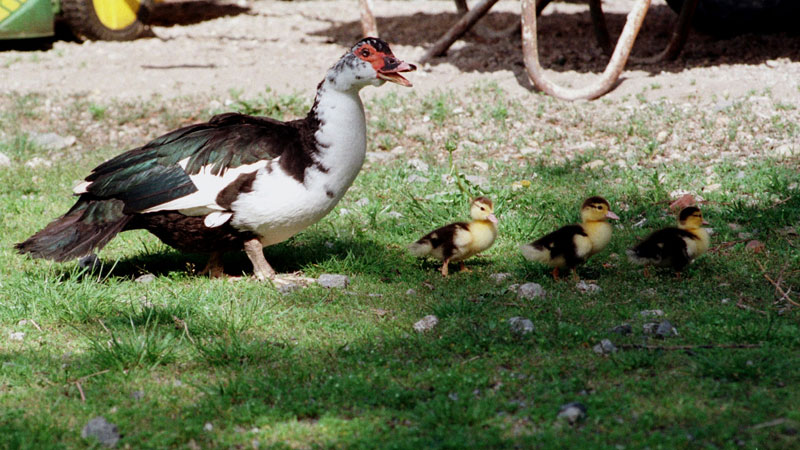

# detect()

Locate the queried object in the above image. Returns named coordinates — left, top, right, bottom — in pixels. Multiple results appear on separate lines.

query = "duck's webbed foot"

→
left=440, top=259, right=451, bottom=277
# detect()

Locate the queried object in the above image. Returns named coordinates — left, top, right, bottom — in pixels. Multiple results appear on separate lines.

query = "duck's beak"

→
left=377, top=58, right=417, bottom=87
left=606, top=211, right=620, bottom=220
left=702, top=219, right=710, bottom=225
left=488, top=214, right=498, bottom=224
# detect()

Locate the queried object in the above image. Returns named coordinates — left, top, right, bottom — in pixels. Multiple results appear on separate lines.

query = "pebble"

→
left=354, top=197, right=369, bottom=207
left=581, top=159, right=605, bottom=170
left=656, top=320, right=679, bottom=338
left=204, top=422, right=214, bottom=432
left=25, top=157, right=53, bottom=169
left=407, top=174, right=429, bottom=183
left=386, top=211, right=403, bottom=219
left=277, top=282, right=302, bottom=294
left=407, top=158, right=429, bottom=172
left=464, top=175, right=489, bottom=188
left=557, top=402, right=587, bottom=424
left=508, top=317, right=534, bottom=335
left=745, top=240, right=765, bottom=253
left=593, top=339, right=618, bottom=354
left=611, top=324, right=632, bottom=335
left=576, top=280, right=601, bottom=294
left=489, top=272, right=512, bottom=284
left=9, top=331, right=25, bottom=341
left=81, top=416, right=120, bottom=447
left=79, top=254, right=101, bottom=271
left=473, top=161, right=489, bottom=171
left=365, top=151, right=393, bottom=163
left=643, top=322, right=659, bottom=335
left=639, top=309, right=664, bottom=318
left=413, top=315, right=438, bottom=333
left=405, top=288, right=417, bottom=296
left=134, top=273, right=156, bottom=284
left=517, top=282, right=546, bottom=300
left=0, top=152, right=10, bottom=167
left=316, top=274, right=350, bottom=288
left=27, top=131, right=76, bottom=150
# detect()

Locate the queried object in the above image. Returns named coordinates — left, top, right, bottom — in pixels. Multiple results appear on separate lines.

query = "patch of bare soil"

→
left=1, top=0, right=799, bottom=105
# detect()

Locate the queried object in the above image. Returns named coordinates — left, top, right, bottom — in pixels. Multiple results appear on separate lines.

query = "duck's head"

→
left=580, top=196, right=619, bottom=222
left=677, top=206, right=708, bottom=229
left=470, top=196, right=498, bottom=224
left=326, top=37, right=416, bottom=91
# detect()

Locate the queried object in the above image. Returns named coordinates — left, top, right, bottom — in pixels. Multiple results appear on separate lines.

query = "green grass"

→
left=1, top=86, right=799, bottom=449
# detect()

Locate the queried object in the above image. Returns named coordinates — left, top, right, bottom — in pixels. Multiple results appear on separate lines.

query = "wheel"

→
left=61, top=0, right=151, bottom=41
left=665, top=0, right=800, bottom=35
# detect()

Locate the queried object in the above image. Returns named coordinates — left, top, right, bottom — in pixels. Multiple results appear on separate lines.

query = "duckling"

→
left=626, top=206, right=710, bottom=275
left=409, top=196, right=498, bottom=276
left=520, top=196, right=619, bottom=280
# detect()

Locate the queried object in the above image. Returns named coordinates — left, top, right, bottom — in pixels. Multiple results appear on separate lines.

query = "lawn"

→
left=1, top=84, right=799, bottom=449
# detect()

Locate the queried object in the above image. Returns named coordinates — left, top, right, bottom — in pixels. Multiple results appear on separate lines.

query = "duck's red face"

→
left=354, top=41, right=416, bottom=87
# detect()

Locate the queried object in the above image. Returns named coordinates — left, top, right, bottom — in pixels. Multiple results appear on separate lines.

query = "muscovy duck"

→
left=626, top=206, right=710, bottom=275
left=16, top=38, right=415, bottom=281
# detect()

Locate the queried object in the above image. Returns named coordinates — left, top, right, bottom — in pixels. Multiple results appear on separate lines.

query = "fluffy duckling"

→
left=409, top=196, right=498, bottom=276
left=627, top=206, right=710, bottom=275
left=520, top=196, right=619, bottom=280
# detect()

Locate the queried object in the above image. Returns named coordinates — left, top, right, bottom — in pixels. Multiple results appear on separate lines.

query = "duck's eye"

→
left=360, top=48, right=371, bottom=57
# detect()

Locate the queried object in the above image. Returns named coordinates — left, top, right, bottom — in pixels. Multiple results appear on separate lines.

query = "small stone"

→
left=317, top=274, right=350, bottom=288
left=639, top=309, right=664, bottom=318
left=656, top=320, right=678, bottom=338
left=354, top=197, right=369, bottom=207
left=640, top=288, right=657, bottom=297
left=517, top=282, right=545, bottom=300
left=338, top=208, right=350, bottom=216
left=642, top=322, right=659, bottom=334
left=81, top=416, right=120, bottom=447
left=173, top=380, right=184, bottom=387
left=204, top=422, right=214, bottom=432
left=405, top=288, right=417, bottom=296
left=593, top=339, right=617, bottom=354
left=464, top=174, right=489, bottom=188
left=721, top=298, right=730, bottom=304
left=473, top=161, right=489, bottom=171
left=9, top=331, right=25, bottom=341
left=130, top=390, right=144, bottom=401
left=386, top=211, right=403, bottom=219
left=407, top=174, right=429, bottom=183
left=489, top=272, right=512, bottom=284
left=27, top=131, right=76, bottom=150
left=557, top=402, right=587, bottom=424
left=79, top=254, right=101, bottom=271
left=508, top=317, right=534, bottom=335
left=703, top=183, right=722, bottom=193
left=656, top=131, right=669, bottom=142
left=727, top=223, right=743, bottom=231
left=277, top=283, right=302, bottom=295
left=413, top=315, right=438, bottom=333
left=134, top=273, right=156, bottom=284
left=373, top=308, right=388, bottom=317
left=407, top=158, right=429, bottom=172
left=611, top=324, right=632, bottom=335
left=576, top=280, right=601, bottom=294
left=581, top=159, right=605, bottom=170
left=365, top=151, right=393, bottom=163
left=745, top=240, right=765, bottom=253
left=25, top=157, right=53, bottom=169
left=0, top=152, right=10, bottom=167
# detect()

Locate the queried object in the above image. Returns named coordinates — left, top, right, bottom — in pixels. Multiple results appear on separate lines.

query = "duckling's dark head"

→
left=678, top=206, right=707, bottom=229
left=580, top=196, right=619, bottom=222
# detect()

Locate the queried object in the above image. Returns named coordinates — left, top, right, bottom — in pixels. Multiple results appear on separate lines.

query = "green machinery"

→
left=0, top=0, right=151, bottom=41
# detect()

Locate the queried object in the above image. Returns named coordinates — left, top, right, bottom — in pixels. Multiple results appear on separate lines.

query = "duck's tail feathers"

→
left=408, top=239, right=433, bottom=257
left=520, top=243, right=549, bottom=263
left=626, top=247, right=653, bottom=266
left=16, top=198, right=132, bottom=262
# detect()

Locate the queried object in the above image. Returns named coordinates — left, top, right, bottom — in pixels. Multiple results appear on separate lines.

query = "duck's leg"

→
left=459, top=262, right=472, bottom=273
left=200, top=251, right=225, bottom=278
left=643, top=265, right=651, bottom=278
left=244, top=238, right=276, bottom=280
left=571, top=270, right=580, bottom=282
left=440, top=259, right=450, bottom=277
left=551, top=267, right=560, bottom=281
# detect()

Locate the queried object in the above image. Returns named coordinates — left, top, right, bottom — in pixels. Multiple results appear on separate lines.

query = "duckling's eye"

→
left=360, top=48, right=371, bottom=57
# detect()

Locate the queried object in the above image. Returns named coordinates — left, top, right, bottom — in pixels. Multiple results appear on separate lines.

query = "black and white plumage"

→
left=627, top=206, right=710, bottom=273
left=16, top=38, right=415, bottom=280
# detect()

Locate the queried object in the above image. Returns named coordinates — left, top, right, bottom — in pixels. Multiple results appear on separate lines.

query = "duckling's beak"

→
left=702, top=219, right=709, bottom=225
left=606, top=211, right=620, bottom=220
left=377, top=58, right=417, bottom=87
left=488, top=214, right=498, bottom=224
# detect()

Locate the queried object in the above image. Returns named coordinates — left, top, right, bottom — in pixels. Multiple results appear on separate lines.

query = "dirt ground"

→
left=2, top=0, right=800, bottom=106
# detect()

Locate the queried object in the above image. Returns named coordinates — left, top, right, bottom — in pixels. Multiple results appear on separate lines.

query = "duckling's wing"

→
left=628, top=227, right=694, bottom=269
left=410, top=222, right=471, bottom=260
left=530, top=225, right=588, bottom=268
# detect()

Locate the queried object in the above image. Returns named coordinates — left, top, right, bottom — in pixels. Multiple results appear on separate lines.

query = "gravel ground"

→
left=2, top=0, right=799, bottom=105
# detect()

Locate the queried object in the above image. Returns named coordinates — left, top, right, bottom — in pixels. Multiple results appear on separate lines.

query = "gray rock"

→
left=490, top=272, right=512, bottom=284
left=407, top=158, right=429, bottom=172
left=354, top=197, right=369, bottom=207
left=25, top=157, right=52, bottom=169
left=405, top=288, right=417, bottom=296
left=134, top=273, right=156, bottom=284
left=557, top=402, right=587, bottom=424
left=593, top=339, right=617, bottom=354
left=407, top=174, right=429, bottom=184
left=78, top=254, right=101, bottom=271
left=28, top=131, right=76, bottom=150
left=0, top=152, right=10, bottom=167
left=611, top=324, right=632, bottom=335
left=365, top=151, right=393, bottom=163
left=508, top=317, right=534, bottom=335
left=203, top=422, right=214, bottom=432
left=656, top=320, right=679, bottom=338
left=317, top=274, right=350, bottom=288
left=413, top=315, right=438, bottom=333
left=277, top=283, right=302, bottom=295
left=9, top=331, right=25, bottom=341
left=576, top=280, right=601, bottom=294
left=517, top=282, right=545, bottom=300
left=642, top=322, right=659, bottom=335
left=81, top=416, right=120, bottom=447
left=464, top=174, right=489, bottom=188
left=386, top=211, right=403, bottom=219
left=639, top=309, right=664, bottom=318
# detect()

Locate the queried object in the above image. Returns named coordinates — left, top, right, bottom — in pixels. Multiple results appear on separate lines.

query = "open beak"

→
left=606, top=211, right=620, bottom=220
left=488, top=214, right=498, bottom=224
left=377, top=59, right=417, bottom=87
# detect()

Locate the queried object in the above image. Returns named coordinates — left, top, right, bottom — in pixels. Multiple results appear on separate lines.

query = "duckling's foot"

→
left=643, top=266, right=651, bottom=278
left=440, top=260, right=450, bottom=277
left=551, top=267, right=560, bottom=281
left=200, top=252, right=225, bottom=278
left=244, top=238, right=276, bottom=281
left=459, top=262, right=472, bottom=273
left=571, top=271, right=580, bottom=283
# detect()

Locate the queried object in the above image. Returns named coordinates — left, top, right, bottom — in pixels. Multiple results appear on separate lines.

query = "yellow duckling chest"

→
left=582, top=221, right=613, bottom=255
left=465, top=220, right=498, bottom=256
left=686, top=228, right=711, bottom=257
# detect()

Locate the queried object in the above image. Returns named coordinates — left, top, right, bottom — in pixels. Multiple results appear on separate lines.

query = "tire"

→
left=665, top=0, right=800, bottom=35
left=61, top=0, right=151, bottom=41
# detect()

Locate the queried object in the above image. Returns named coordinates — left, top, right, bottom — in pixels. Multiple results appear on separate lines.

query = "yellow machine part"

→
left=92, top=0, right=140, bottom=30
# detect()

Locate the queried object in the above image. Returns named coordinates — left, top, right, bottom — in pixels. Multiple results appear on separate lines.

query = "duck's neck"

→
left=583, top=220, right=612, bottom=253
left=306, top=80, right=367, bottom=195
